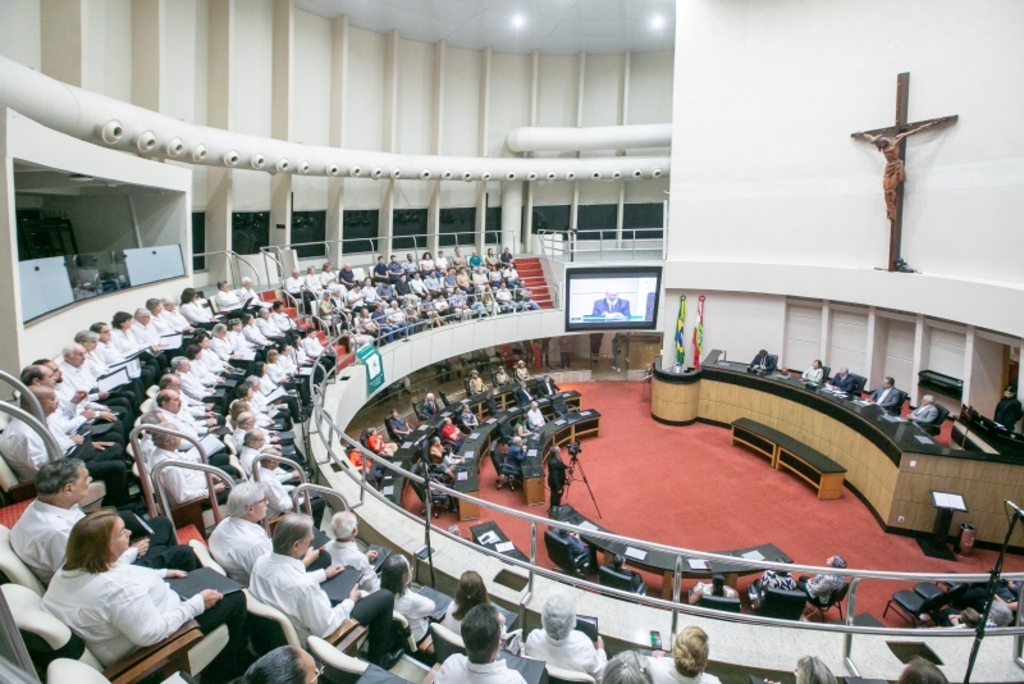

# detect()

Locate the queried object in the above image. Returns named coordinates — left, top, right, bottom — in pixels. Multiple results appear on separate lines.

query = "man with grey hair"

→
left=249, top=514, right=399, bottom=668
left=149, top=424, right=228, bottom=506
left=826, top=366, right=857, bottom=394
left=241, top=429, right=294, bottom=483
left=322, top=511, right=381, bottom=593
left=911, top=395, right=940, bottom=426
left=10, top=458, right=197, bottom=583
left=437, top=605, right=526, bottom=684
left=56, top=342, right=132, bottom=440
left=256, top=451, right=325, bottom=527
left=524, top=593, right=607, bottom=681
left=173, top=356, right=217, bottom=403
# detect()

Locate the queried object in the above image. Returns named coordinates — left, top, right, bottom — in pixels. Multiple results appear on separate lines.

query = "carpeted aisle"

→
left=402, top=381, right=1024, bottom=625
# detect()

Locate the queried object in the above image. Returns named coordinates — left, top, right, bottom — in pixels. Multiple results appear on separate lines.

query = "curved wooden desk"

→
left=652, top=352, right=1024, bottom=547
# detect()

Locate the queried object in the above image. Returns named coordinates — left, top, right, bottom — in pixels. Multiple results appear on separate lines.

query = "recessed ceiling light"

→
left=512, top=14, right=524, bottom=28
left=651, top=16, right=665, bottom=30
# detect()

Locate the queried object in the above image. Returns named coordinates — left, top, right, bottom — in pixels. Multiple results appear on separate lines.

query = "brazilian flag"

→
left=675, top=296, right=686, bottom=365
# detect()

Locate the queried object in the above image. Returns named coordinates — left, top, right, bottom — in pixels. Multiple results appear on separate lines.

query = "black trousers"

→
left=71, top=437, right=129, bottom=506
left=350, top=589, right=396, bottom=667
left=119, top=514, right=200, bottom=572
left=194, top=589, right=250, bottom=683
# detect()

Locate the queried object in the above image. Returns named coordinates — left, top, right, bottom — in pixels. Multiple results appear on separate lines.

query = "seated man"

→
left=554, top=527, right=590, bottom=568
left=798, top=555, right=847, bottom=606
left=148, top=426, right=228, bottom=506
left=515, top=381, right=535, bottom=406
left=503, top=436, right=526, bottom=480
left=749, top=349, right=776, bottom=372
left=387, top=408, right=413, bottom=440
left=826, top=367, right=857, bottom=393
left=911, top=395, right=940, bottom=426
left=591, top=290, right=629, bottom=319
left=869, top=376, right=904, bottom=413
left=11, top=459, right=198, bottom=584
left=466, top=370, right=486, bottom=395
left=526, top=401, right=546, bottom=431
left=437, top=604, right=526, bottom=684
left=603, top=554, right=645, bottom=594
left=322, top=511, right=381, bottom=593
left=248, top=514, right=399, bottom=668
left=524, top=593, right=607, bottom=681
left=421, top=393, right=440, bottom=420
left=537, top=374, right=560, bottom=397
left=439, top=417, right=465, bottom=450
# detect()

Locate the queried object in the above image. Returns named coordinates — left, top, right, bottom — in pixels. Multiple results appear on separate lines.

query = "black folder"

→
left=312, top=527, right=331, bottom=549
left=368, top=545, right=391, bottom=571
left=418, top=586, right=454, bottom=622
left=575, top=615, right=599, bottom=642
left=166, top=567, right=244, bottom=599
left=320, top=565, right=362, bottom=605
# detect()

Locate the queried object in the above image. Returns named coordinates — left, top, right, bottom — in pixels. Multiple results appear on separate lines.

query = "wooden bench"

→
left=731, top=418, right=847, bottom=500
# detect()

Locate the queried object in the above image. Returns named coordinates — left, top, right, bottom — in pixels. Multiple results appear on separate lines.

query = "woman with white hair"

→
left=524, top=593, right=607, bottom=681
left=322, top=511, right=381, bottom=593
left=647, top=625, right=721, bottom=684
left=237, top=277, right=259, bottom=307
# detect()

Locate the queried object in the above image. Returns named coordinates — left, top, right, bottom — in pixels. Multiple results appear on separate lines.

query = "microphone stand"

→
left=963, top=499, right=1023, bottom=684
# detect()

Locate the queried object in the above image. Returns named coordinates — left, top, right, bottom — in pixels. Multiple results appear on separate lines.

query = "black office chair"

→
left=821, top=366, right=832, bottom=383
left=849, top=374, right=867, bottom=396
left=551, top=395, right=569, bottom=418
left=412, top=399, right=427, bottom=421
left=489, top=450, right=521, bottom=491
left=766, top=354, right=779, bottom=371
left=438, top=390, right=453, bottom=408
left=464, top=377, right=475, bottom=396
left=598, top=565, right=648, bottom=595
left=887, top=390, right=908, bottom=415
left=498, top=421, right=516, bottom=447
left=490, top=368, right=501, bottom=386
left=810, top=583, right=850, bottom=621
left=884, top=583, right=966, bottom=626
left=919, top=403, right=951, bottom=436
left=383, top=419, right=400, bottom=444
left=544, top=529, right=589, bottom=577
left=758, top=587, right=809, bottom=620
left=409, top=476, right=453, bottom=518
left=698, top=594, right=741, bottom=613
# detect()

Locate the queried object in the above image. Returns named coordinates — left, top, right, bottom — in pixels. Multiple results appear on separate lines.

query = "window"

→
left=486, top=206, right=502, bottom=245
left=577, top=204, right=617, bottom=241
left=528, top=205, right=571, bottom=234
left=291, top=211, right=327, bottom=259
left=393, top=209, right=427, bottom=251
left=439, top=207, right=477, bottom=247
left=342, top=209, right=379, bottom=254
left=192, top=212, right=206, bottom=271
left=231, top=212, right=270, bottom=255
left=623, top=202, right=665, bottom=240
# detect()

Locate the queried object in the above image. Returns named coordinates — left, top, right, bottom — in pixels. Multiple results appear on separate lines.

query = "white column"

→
left=820, top=300, right=832, bottom=365
left=269, top=175, right=292, bottom=248
left=205, top=0, right=235, bottom=282
left=131, top=0, right=164, bottom=111
left=427, top=40, right=445, bottom=255
left=0, top=118, right=21, bottom=373
left=327, top=14, right=349, bottom=263
left=501, top=182, right=523, bottom=254
left=911, top=314, right=926, bottom=404
left=524, top=182, right=535, bottom=254
left=269, top=0, right=294, bottom=248
left=962, top=325, right=976, bottom=408
left=40, top=0, right=84, bottom=87
left=379, top=180, right=394, bottom=258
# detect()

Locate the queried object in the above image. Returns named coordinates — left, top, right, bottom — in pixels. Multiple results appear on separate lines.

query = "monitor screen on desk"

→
left=564, top=266, right=662, bottom=332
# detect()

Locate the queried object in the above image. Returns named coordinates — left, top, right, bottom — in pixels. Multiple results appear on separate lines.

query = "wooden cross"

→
left=852, top=72, right=957, bottom=272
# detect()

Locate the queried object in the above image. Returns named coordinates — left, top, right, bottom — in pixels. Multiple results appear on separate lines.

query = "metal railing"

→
left=536, top=228, right=666, bottom=262
left=192, top=249, right=270, bottom=293
left=251, top=453, right=313, bottom=525
left=307, top=359, right=1024, bottom=678
left=129, top=424, right=224, bottom=522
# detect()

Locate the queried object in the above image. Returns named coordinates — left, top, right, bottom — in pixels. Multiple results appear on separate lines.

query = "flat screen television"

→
left=564, top=266, right=662, bottom=332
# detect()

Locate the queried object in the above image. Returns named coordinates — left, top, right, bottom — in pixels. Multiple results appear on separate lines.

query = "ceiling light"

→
left=651, top=16, right=664, bottom=29
left=512, top=14, right=524, bottom=28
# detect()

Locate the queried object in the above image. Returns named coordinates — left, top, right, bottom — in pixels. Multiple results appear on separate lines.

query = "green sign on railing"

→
left=356, top=344, right=385, bottom=393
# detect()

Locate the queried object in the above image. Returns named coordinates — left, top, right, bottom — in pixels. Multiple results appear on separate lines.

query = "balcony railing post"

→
left=843, top=577, right=861, bottom=676
left=671, top=554, right=683, bottom=639
left=529, top=521, right=538, bottom=594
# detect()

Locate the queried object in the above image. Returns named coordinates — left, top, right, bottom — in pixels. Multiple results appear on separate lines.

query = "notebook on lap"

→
left=166, top=567, right=244, bottom=599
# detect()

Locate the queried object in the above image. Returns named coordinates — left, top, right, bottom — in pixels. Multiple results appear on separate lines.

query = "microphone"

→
left=1006, top=500, right=1024, bottom=517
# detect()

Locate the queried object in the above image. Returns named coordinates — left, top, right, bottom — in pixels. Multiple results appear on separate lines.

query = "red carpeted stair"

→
left=515, top=257, right=554, bottom=309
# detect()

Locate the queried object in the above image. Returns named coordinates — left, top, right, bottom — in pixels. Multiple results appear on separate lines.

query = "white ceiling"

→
left=294, top=0, right=676, bottom=54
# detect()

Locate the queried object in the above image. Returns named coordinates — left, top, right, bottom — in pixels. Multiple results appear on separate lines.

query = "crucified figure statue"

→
left=852, top=117, right=950, bottom=221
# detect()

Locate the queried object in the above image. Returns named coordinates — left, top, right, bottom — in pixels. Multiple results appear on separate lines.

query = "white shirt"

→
left=57, top=361, right=97, bottom=404
left=210, top=335, right=235, bottom=361
left=42, top=564, right=203, bottom=667
left=260, top=465, right=296, bottom=515
left=249, top=552, right=349, bottom=645
left=319, top=271, right=337, bottom=288
left=410, top=279, right=428, bottom=296
left=179, top=371, right=213, bottom=401
left=110, top=329, right=143, bottom=356
left=420, top=259, right=435, bottom=272
left=181, top=301, right=213, bottom=324
left=238, top=287, right=258, bottom=306
left=302, top=337, right=325, bottom=358
left=437, top=656, right=526, bottom=684
left=256, top=317, right=281, bottom=339
left=214, top=289, right=242, bottom=311
left=208, top=516, right=272, bottom=585
left=271, top=312, right=296, bottom=332
left=228, top=330, right=254, bottom=353
left=131, top=320, right=161, bottom=348
left=284, top=276, right=304, bottom=295
left=158, top=309, right=191, bottom=333
left=321, top=540, right=380, bottom=593
left=395, top=589, right=435, bottom=643
left=244, top=325, right=271, bottom=347
left=524, top=629, right=607, bottom=682
left=266, top=361, right=291, bottom=384
left=435, top=256, right=449, bottom=271
left=526, top=408, right=545, bottom=430
left=304, top=274, right=324, bottom=293
left=149, top=447, right=210, bottom=504
left=0, top=418, right=62, bottom=482
left=647, top=658, right=723, bottom=684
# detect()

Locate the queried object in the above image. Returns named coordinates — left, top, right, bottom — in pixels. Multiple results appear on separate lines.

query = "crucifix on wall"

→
left=852, top=72, right=957, bottom=272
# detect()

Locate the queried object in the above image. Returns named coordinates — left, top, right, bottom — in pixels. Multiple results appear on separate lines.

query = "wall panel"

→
left=293, top=8, right=332, bottom=146
left=397, top=38, right=433, bottom=155
left=442, top=47, right=481, bottom=158
left=344, top=27, right=385, bottom=152
left=231, top=0, right=273, bottom=137
left=488, top=52, right=532, bottom=158
left=881, top=318, right=915, bottom=389
left=784, top=303, right=821, bottom=370
left=828, top=309, right=868, bottom=374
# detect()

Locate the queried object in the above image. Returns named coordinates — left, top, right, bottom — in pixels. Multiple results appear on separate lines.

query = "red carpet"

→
left=400, top=381, right=1024, bottom=625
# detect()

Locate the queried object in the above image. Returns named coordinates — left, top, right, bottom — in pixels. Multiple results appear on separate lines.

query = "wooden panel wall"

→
left=651, top=380, right=700, bottom=423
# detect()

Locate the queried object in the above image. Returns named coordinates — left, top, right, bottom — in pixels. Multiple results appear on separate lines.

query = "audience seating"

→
left=0, top=525, right=45, bottom=595
left=428, top=623, right=465, bottom=665
left=811, top=582, right=850, bottom=621
left=46, top=658, right=194, bottom=684
left=883, top=583, right=967, bottom=626
left=759, top=587, right=809, bottom=620
left=546, top=664, right=597, bottom=684
left=698, top=594, right=742, bottom=613
left=849, top=374, right=867, bottom=395
left=544, top=529, right=589, bottom=578
left=307, top=636, right=368, bottom=684
left=598, top=565, right=648, bottom=596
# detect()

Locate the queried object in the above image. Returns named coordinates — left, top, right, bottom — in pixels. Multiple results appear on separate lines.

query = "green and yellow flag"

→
left=675, top=296, right=686, bottom=365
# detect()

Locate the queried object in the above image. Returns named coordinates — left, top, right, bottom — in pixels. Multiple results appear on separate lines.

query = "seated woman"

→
left=442, top=570, right=507, bottom=638
left=427, top=435, right=463, bottom=481
left=514, top=419, right=535, bottom=441
left=467, top=369, right=486, bottom=395
left=646, top=625, right=722, bottom=684
left=514, top=360, right=531, bottom=383
left=494, top=366, right=511, bottom=387
left=801, top=359, right=825, bottom=384
left=41, top=509, right=248, bottom=681
left=365, top=426, right=397, bottom=457
left=381, top=555, right=435, bottom=644
left=688, top=573, right=738, bottom=605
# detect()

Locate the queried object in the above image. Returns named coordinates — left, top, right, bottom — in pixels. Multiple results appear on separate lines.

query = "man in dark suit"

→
left=515, top=381, right=534, bottom=405
left=827, top=367, right=857, bottom=393
left=537, top=375, right=560, bottom=397
left=868, top=376, right=904, bottom=413
left=749, top=349, right=776, bottom=372
left=604, top=554, right=645, bottom=594
left=591, top=290, right=631, bottom=318
left=420, top=393, right=439, bottom=420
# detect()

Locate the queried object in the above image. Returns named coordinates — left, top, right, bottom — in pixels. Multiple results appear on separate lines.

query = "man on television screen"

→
left=591, top=290, right=630, bottom=319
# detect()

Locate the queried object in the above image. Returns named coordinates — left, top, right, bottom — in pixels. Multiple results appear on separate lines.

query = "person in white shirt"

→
left=248, top=514, right=398, bottom=667
left=441, top=570, right=507, bottom=639
left=154, top=389, right=215, bottom=442
left=213, top=280, right=243, bottom=313
left=179, top=287, right=216, bottom=326
left=419, top=252, right=435, bottom=274
left=148, top=426, right=228, bottom=505
left=228, top=319, right=257, bottom=355
left=156, top=298, right=194, bottom=333
left=801, top=359, right=825, bottom=384
left=409, top=273, right=429, bottom=298
left=57, top=343, right=131, bottom=426
left=321, top=511, right=381, bottom=593
left=524, top=593, right=607, bottom=682
left=256, top=307, right=286, bottom=343
left=208, top=481, right=274, bottom=584
left=242, top=313, right=273, bottom=348
left=646, top=625, right=723, bottom=684
left=255, top=450, right=324, bottom=526
left=237, top=278, right=259, bottom=307
left=210, top=323, right=240, bottom=362
left=435, top=250, right=449, bottom=272
left=526, top=401, right=545, bottom=431
left=195, top=333, right=234, bottom=376
left=304, top=266, right=324, bottom=296
left=11, top=459, right=198, bottom=583
left=240, top=428, right=296, bottom=484
left=41, top=509, right=248, bottom=681
left=436, top=605, right=526, bottom=684
left=319, top=263, right=342, bottom=292
left=380, top=554, right=434, bottom=644
left=171, top=357, right=217, bottom=403
left=270, top=301, right=298, bottom=335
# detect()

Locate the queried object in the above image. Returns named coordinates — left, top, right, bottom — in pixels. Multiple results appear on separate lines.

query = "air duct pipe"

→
left=0, top=56, right=670, bottom=181
left=506, top=123, right=671, bottom=153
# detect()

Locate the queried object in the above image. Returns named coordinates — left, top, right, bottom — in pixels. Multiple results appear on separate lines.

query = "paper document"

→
left=526, top=449, right=538, bottom=458
left=477, top=531, right=501, bottom=545
left=933, top=492, right=967, bottom=510
left=469, top=433, right=480, bottom=440
left=580, top=411, right=593, bottom=417
left=382, top=486, right=394, bottom=496
left=298, top=367, right=313, bottom=376
left=578, top=521, right=599, bottom=531
left=914, top=435, right=935, bottom=445
left=741, top=550, right=766, bottom=561
left=456, top=470, right=468, bottom=481
left=125, top=358, right=141, bottom=379
left=554, top=420, right=567, bottom=426
left=486, top=418, right=498, bottom=424
left=161, top=334, right=183, bottom=349
left=262, top=386, right=287, bottom=403
left=97, top=368, right=130, bottom=393
left=462, top=451, right=474, bottom=460
left=495, top=541, right=515, bottom=553
left=853, top=400, right=872, bottom=407
left=624, top=547, right=647, bottom=561
left=688, top=559, right=710, bottom=570
left=401, top=442, right=413, bottom=449
left=238, top=350, right=257, bottom=361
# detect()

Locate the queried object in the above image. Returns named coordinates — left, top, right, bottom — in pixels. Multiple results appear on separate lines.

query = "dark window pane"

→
left=342, top=209, right=379, bottom=254
left=623, top=202, right=665, bottom=240
left=577, top=204, right=617, bottom=241
left=192, top=212, right=206, bottom=271
left=16, top=212, right=77, bottom=261
left=439, top=207, right=477, bottom=247
left=486, top=206, right=502, bottom=245
left=528, top=205, right=571, bottom=235
left=393, top=209, right=427, bottom=252
left=231, top=212, right=270, bottom=254
left=292, top=211, right=327, bottom=259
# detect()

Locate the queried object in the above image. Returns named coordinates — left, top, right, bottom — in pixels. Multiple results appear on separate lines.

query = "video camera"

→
left=566, top=441, right=582, bottom=457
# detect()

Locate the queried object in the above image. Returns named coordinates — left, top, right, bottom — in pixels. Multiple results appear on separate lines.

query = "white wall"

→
left=880, top=317, right=915, bottom=389
left=441, top=47, right=481, bottom=158
left=344, top=27, right=386, bottom=152
left=828, top=308, right=868, bottom=376
left=231, top=0, right=273, bottom=137
left=397, top=38, right=434, bottom=156
left=970, top=335, right=1006, bottom=422
left=487, top=52, right=532, bottom=158
left=924, top=325, right=966, bottom=379
left=670, top=0, right=1024, bottom=282
left=292, top=8, right=332, bottom=147
left=783, top=302, right=821, bottom=370
left=0, top=0, right=41, bottom=71
left=84, top=0, right=132, bottom=102
left=663, top=290, right=786, bottom=366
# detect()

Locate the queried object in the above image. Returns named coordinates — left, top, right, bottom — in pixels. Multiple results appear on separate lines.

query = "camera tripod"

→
left=563, top=447, right=603, bottom=518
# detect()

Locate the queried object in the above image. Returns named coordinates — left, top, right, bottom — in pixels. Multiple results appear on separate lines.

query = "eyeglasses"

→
left=308, top=662, right=324, bottom=684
